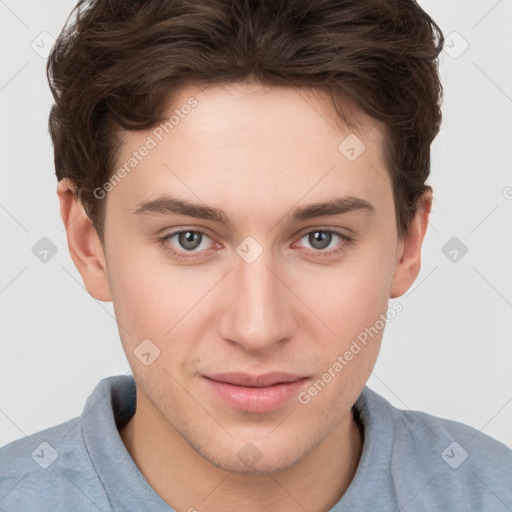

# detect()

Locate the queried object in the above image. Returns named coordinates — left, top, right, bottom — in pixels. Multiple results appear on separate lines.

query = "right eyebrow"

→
left=132, top=195, right=230, bottom=225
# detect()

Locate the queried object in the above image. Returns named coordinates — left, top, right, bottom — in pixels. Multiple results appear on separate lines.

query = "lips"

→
left=205, top=371, right=307, bottom=387
left=203, top=372, right=309, bottom=413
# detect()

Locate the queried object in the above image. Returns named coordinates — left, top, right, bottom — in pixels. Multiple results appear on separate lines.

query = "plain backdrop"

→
left=1, top=0, right=511, bottom=450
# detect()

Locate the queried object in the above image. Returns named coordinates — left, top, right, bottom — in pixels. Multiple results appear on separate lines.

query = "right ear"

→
left=56, top=178, right=112, bottom=302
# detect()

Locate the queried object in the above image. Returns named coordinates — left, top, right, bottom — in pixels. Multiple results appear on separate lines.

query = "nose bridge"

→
left=220, top=242, right=294, bottom=351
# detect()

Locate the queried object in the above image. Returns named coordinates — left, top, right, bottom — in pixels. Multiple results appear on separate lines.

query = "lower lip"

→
left=203, top=377, right=309, bottom=413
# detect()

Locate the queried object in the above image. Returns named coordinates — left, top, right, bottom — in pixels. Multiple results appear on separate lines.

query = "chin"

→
left=206, top=451, right=304, bottom=475
left=183, top=430, right=317, bottom=475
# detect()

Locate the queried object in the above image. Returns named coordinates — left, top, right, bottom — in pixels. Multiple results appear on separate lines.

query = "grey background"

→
left=1, top=0, right=511, bottom=449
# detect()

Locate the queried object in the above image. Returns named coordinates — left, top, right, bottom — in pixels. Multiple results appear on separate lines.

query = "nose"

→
left=217, top=246, right=297, bottom=354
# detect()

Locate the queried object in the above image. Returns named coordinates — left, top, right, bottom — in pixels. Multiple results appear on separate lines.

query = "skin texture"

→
left=57, top=81, right=431, bottom=512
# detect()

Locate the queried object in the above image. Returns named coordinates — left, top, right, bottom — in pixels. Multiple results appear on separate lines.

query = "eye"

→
left=295, top=229, right=353, bottom=257
left=159, top=229, right=216, bottom=260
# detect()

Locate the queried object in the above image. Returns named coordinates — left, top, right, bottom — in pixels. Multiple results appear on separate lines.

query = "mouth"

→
left=202, top=372, right=309, bottom=413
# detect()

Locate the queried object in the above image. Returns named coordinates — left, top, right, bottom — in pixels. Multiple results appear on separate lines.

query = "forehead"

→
left=166, top=81, right=384, bottom=160
left=108, top=82, right=392, bottom=221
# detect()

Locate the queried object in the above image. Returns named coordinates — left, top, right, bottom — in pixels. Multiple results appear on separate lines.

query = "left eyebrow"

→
left=289, top=196, right=375, bottom=222
left=131, top=194, right=375, bottom=226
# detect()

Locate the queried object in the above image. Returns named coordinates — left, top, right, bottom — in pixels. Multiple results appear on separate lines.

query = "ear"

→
left=390, top=190, right=432, bottom=299
left=57, top=178, right=112, bottom=302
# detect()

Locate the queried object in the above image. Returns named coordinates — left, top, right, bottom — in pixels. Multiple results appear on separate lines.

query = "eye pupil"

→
left=179, top=231, right=202, bottom=250
left=309, top=231, right=332, bottom=250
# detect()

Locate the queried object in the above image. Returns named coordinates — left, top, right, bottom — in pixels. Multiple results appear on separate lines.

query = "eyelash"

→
left=158, top=228, right=354, bottom=261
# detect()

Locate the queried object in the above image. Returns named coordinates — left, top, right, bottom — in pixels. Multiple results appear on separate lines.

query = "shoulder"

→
left=361, top=387, right=512, bottom=511
left=0, top=385, right=118, bottom=512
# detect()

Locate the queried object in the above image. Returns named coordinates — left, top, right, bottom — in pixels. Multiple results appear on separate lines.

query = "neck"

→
left=120, top=386, right=363, bottom=512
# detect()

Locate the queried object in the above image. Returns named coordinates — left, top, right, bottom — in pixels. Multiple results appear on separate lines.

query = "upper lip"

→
left=204, top=372, right=307, bottom=387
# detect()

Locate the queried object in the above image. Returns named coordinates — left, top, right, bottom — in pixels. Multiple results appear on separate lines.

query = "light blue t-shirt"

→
left=1, top=374, right=511, bottom=511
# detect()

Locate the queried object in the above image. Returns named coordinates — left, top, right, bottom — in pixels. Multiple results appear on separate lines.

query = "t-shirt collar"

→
left=81, top=374, right=399, bottom=511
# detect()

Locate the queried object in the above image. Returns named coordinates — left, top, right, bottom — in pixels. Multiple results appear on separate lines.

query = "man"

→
left=1, top=0, right=511, bottom=511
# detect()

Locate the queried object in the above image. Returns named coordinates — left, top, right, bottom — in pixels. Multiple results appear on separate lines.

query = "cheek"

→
left=296, top=265, right=389, bottom=412
left=105, top=238, right=173, bottom=346
left=311, top=252, right=394, bottom=340
left=105, top=241, right=213, bottom=369
left=299, top=237, right=395, bottom=389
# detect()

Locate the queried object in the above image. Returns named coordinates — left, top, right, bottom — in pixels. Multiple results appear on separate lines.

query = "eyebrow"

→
left=132, top=194, right=375, bottom=225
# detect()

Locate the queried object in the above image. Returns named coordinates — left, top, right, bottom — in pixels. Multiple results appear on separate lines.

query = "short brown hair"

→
left=47, top=0, right=444, bottom=245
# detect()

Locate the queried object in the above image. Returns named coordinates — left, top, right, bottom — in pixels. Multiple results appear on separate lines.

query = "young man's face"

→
left=60, top=82, right=427, bottom=474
